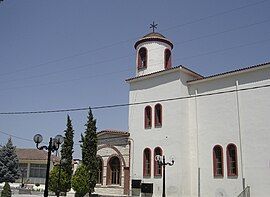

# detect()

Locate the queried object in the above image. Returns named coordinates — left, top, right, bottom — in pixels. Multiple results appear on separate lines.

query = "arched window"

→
left=145, top=106, right=152, bottom=129
left=227, top=144, right=238, bottom=177
left=154, top=147, right=162, bottom=177
left=138, top=47, right=147, bottom=69
left=107, top=156, right=121, bottom=185
left=97, top=157, right=103, bottom=184
left=143, top=148, right=151, bottom=177
left=164, top=49, right=171, bottom=69
left=213, top=145, right=223, bottom=177
left=155, top=104, right=162, bottom=127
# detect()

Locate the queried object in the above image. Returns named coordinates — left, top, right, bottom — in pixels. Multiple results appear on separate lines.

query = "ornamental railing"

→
left=237, top=186, right=250, bottom=197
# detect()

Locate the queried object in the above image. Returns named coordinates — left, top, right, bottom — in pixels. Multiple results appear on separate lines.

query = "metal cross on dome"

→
left=150, top=21, right=158, bottom=33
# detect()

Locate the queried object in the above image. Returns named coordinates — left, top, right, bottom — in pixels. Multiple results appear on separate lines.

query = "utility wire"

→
left=1, top=0, right=268, bottom=77
left=0, top=130, right=33, bottom=142
left=1, top=82, right=269, bottom=144
left=1, top=18, right=269, bottom=86
left=0, top=35, right=269, bottom=93
left=162, top=0, right=270, bottom=32
left=0, top=81, right=269, bottom=115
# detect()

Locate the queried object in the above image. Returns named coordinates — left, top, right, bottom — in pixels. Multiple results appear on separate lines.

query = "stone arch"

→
left=98, top=144, right=127, bottom=167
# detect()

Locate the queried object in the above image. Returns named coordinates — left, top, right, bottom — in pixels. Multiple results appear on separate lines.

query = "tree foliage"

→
left=71, top=164, right=89, bottom=197
left=80, top=108, right=98, bottom=195
left=60, top=115, right=74, bottom=190
left=1, top=182, right=11, bottom=197
left=49, top=165, right=70, bottom=194
left=0, top=138, right=21, bottom=183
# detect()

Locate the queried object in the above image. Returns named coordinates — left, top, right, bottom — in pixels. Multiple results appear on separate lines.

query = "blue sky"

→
left=0, top=0, right=269, bottom=158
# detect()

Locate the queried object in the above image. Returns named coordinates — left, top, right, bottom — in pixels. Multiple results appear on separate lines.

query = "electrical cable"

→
left=1, top=0, right=268, bottom=77
left=1, top=18, right=269, bottom=87
left=0, top=80, right=269, bottom=115
left=0, top=34, right=269, bottom=93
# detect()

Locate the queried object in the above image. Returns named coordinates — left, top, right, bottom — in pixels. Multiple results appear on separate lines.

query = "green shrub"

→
left=72, top=164, right=90, bottom=197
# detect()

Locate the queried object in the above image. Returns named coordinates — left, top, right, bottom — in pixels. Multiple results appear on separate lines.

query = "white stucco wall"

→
left=136, top=41, right=172, bottom=77
left=129, top=70, right=197, bottom=197
left=189, top=65, right=270, bottom=197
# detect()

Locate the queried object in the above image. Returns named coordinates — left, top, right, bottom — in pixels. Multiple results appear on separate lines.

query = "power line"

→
left=161, top=0, right=270, bottom=32
left=0, top=35, right=269, bottom=93
left=0, top=82, right=269, bottom=144
left=0, top=81, right=269, bottom=115
left=1, top=0, right=268, bottom=77
left=1, top=17, right=269, bottom=88
left=0, top=130, right=33, bottom=142
left=174, top=19, right=270, bottom=45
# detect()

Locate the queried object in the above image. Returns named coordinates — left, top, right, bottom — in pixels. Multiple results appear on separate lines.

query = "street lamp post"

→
left=20, top=168, right=27, bottom=188
left=33, top=134, right=64, bottom=197
left=55, top=158, right=67, bottom=197
left=155, top=155, right=174, bottom=197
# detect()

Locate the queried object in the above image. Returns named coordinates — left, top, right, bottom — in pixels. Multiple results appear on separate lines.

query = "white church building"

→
left=125, top=29, right=270, bottom=197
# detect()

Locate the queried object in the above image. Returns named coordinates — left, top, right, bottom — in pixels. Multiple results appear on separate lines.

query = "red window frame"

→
left=138, top=47, right=147, bottom=69
left=145, top=106, right=152, bottom=129
left=213, top=145, right=224, bottom=178
left=154, top=147, right=162, bottom=177
left=164, top=49, right=172, bottom=69
left=143, top=148, right=151, bottom=177
left=97, top=157, right=103, bottom=184
left=154, top=104, right=162, bottom=127
left=227, top=143, right=238, bottom=177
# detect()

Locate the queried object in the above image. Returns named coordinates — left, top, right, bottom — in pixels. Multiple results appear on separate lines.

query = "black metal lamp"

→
left=33, top=134, right=64, bottom=197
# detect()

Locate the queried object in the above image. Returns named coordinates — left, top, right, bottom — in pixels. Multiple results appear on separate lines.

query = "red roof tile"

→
left=16, top=148, right=59, bottom=161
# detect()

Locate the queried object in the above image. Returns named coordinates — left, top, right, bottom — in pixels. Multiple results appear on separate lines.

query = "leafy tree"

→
left=80, top=108, right=98, bottom=195
left=49, top=165, right=70, bottom=194
left=60, top=115, right=74, bottom=190
left=71, top=164, right=89, bottom=197
left=0, top=138, right=21, bottom=183
left=1, top=182, right=11, bottom=197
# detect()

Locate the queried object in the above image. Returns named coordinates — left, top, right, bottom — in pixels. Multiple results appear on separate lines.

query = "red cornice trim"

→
left=134, top=37, right=173, bottom=49
left=188, top=61, right=270, bottom=83
left=126, top=65, right=203, bottom=82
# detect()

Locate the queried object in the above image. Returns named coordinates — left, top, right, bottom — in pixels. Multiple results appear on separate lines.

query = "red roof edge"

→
left=187, top=61, right=270, bottom=83
left=126, top=65, right=203, bottom=82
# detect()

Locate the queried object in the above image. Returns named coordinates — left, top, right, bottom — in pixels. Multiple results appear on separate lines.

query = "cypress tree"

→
left=81, top=108, right=98, bottom=195
left=60, top=115, right=74, bottom=191
left=1, top=182, right=11, bottom=197
left=0, top=138, right=21, bottom=183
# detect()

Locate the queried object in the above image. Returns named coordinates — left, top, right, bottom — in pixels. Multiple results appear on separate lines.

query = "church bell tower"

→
left=134, top=22, right=173, bottom=77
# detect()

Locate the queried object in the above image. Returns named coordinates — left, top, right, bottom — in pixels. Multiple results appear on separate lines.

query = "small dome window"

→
left=138, top=47, right=147, bottom=69
left=164, top=49, right=171, bottom=69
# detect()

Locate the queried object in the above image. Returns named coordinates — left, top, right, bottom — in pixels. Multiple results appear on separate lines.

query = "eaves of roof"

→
left=97, top=129, right=129, bottom=137
left=126, top=65, right=203, bottom=83
left=187, top=61, right=270, bottom=84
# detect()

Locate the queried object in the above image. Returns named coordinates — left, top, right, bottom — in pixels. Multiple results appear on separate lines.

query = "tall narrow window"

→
left=227, top=144, right=238, bottom=177
left=155, top=104, right=162, bottom=127
left=164, top=49, right=171, bottom=69
left=97, top=157, right=103, bottom=184
left=145, top=106, right=152, bottom=129
left=154, top=147, right=162, bottom=177
left=108, top=156, right=121, bottom=185
left=138, top=47, right=147, bottom=69
left=213, top=145, right=223, bottom=177
left=143, top=148, right=151, bottom=177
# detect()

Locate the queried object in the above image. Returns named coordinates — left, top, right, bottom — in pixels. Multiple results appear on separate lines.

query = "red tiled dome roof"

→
left=134, top=32, right=173, bottom=49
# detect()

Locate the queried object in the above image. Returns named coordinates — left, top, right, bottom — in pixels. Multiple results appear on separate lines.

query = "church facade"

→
left=126, top=30, right=270, bottom=197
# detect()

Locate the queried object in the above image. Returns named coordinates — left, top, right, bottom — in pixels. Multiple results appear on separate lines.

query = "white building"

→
left=127, top=31, right=270, bottom=197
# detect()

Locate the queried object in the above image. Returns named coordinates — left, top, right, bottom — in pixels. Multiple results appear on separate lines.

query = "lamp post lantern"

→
left=33, top=134, right=64, bottom=197
left=155, top=155, right=174, bottom=197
